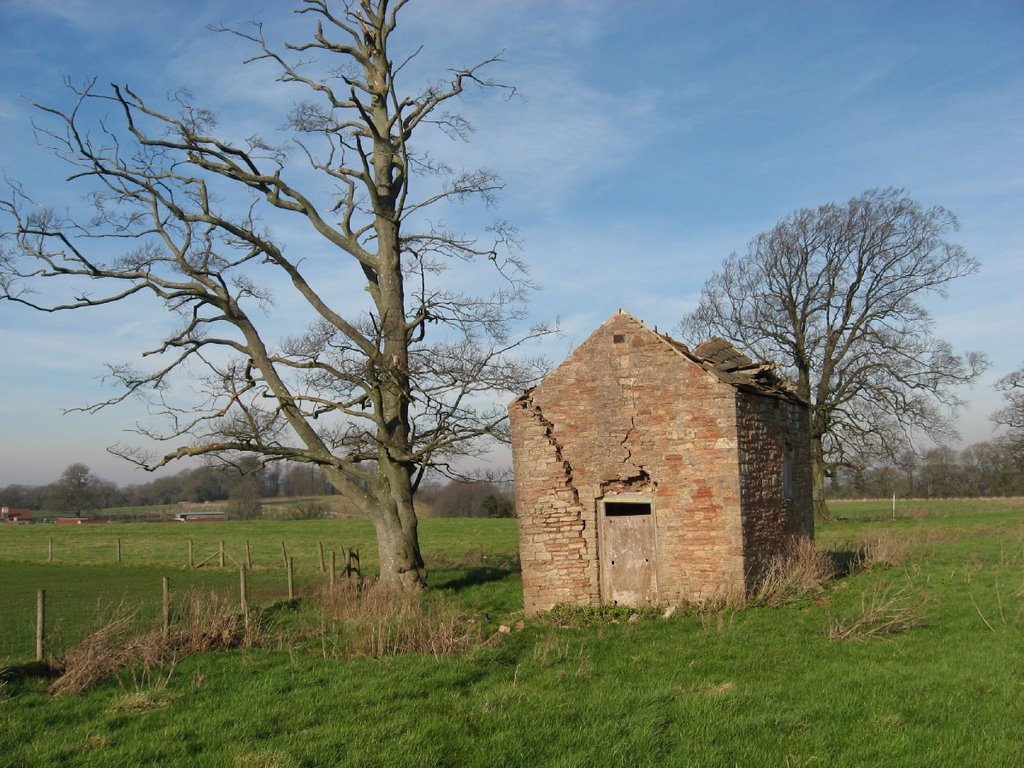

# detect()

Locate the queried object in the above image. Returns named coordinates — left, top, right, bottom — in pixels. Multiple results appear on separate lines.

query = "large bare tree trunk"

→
left=371, top=497, right=426, bottom=591
left=323, top=462, right=425, bottom=590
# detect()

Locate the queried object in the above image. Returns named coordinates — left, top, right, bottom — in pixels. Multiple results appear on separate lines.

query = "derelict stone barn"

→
left=509, top=310, right=813, bottom=614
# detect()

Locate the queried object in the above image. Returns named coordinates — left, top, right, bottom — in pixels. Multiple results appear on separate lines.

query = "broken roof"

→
left=594, top=310, right=800, bottom=403
left=692, top=337, right=756, bottom=372
left=517, top=310, right=804, bottom=405
left=657, top=329, right=799, bottom=401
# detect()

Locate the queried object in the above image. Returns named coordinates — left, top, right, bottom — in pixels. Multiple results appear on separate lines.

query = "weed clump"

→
left=858, top=530, right=915, bottom=569
left=541, top=603, right=660, bottom=628
left=828, top=584, right=929, bottom=641
left=754, top=537, right=836, bottom=607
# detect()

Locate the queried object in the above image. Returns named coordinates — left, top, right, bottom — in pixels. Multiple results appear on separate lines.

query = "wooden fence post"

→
left=329, top=550, right=336, bottom=588
left=219, top=540, right=225, bottom=568
left=188, top=539, right=194, bottom=569
left=245, top=540, right=253, bottom=569
left=116, top=537, right=122, bottom=564
left=318, top=540, right=326, bottom=573
left=239, top=565, right=248, bottom=621
left=162, top=577, right=171, bottom=639
left=47, top=538, right=53, bottom=562
left=287, top=556, right=295, bottom=601
left=35, top=589, right=46, bottom=661
left=280, top=541, right=288, bottom=570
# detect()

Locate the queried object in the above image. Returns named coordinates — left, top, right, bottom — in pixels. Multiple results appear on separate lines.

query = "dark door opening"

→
left=604, top=501, right=652, bottom=517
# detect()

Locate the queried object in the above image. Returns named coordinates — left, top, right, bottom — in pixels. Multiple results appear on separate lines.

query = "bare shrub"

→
left=48, top=603, right=144, bottom=696
left=754, top=537, right=836, bottom=607
left=49, top=590, right=257, bottom=696
left=828, top=585, right=928, bottom=640
left=171, top=589, right=254, bottom=653
left=317, top=581, right=480, bottom=658
left=293, top=500, right=329, bottom=520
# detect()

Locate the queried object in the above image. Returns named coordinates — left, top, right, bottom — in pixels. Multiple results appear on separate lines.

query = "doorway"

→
left=599, top=496, right=658, bottom=606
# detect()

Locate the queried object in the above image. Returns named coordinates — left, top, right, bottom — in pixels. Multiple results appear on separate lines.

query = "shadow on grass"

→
left=431, top=565, right=520, bottom=592
left=827, top=549, right=866, bottom=578
left=0, top=660, right=62, bottom=683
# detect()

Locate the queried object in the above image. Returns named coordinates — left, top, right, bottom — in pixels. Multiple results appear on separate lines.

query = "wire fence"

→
left=0, top=539, right=363, bottom=665
left=1, top=529, right=374, bottom=570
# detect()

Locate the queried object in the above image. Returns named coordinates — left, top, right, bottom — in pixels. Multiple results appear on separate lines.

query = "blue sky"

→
left=1, top=0, right=1021, bottom=486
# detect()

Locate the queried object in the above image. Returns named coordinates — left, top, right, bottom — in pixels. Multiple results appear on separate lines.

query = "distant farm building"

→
left=509, top=310, right=813, bottom=614
left=0, top=506, right=33, bottom=524
left=174, top=510, right=228, bottom=523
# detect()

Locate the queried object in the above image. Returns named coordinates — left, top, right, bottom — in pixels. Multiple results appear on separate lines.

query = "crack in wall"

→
left=620, top=377, right=642, bottom=475
left=621, top=415, right=637, bottom=466
left=521, top=396, right=580, bottom=507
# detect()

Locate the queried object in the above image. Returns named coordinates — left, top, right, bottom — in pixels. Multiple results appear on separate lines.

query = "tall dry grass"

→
left=48, top=590, right=258, bottom=696
left=857, top=530, right=915, bottom=569
left=316, top=580, right=481, bottom=659
left=828, top=584, right=929, bottom=640
left=47, top=580, right=486, bottom=695
left=754, top=537, right=836, bottom=607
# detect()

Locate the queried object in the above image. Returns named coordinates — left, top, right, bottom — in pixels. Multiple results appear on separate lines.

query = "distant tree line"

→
left=0, top=462, right=515, bottom=518
left=828, top=439, right=1023, bottom=499
left=416, top=480, right=515, bottom=519
left=0, top=461, right=338, bottom=515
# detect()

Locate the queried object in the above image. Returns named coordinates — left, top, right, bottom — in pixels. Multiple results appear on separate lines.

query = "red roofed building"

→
left=1, top=506, right=33, bottom=524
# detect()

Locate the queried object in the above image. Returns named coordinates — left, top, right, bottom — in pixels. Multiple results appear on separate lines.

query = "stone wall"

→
left=509, top=398, right=596, bottom=614
left=510, top=311, right=749, bottom=613
left=735, top=390, right=814, bottom=586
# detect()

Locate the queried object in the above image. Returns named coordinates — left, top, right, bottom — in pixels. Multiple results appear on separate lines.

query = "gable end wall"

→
left=511, top=312, right=748, bottom=613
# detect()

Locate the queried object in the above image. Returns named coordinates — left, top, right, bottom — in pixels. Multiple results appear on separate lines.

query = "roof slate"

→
left=692, top=337, right=756, bottom=372
left=651, top=325, right=800, bottom=403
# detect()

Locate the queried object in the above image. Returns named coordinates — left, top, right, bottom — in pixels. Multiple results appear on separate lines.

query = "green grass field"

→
left=0, top=518, right=519, bottom=663
left=1, top=501, right=1021, bottom=767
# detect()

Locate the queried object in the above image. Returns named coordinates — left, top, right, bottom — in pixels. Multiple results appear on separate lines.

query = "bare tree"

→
left=993, top=363, right=1024, bottom=458
left=47, top=463, right=106, bottom=517
left=0, top=0, right=550, bottom=588
left=679, top=188, right=986, bottom=520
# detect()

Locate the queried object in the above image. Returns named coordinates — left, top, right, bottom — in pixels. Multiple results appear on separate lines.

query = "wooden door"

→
left=600, top=498, right=658, bottom=606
